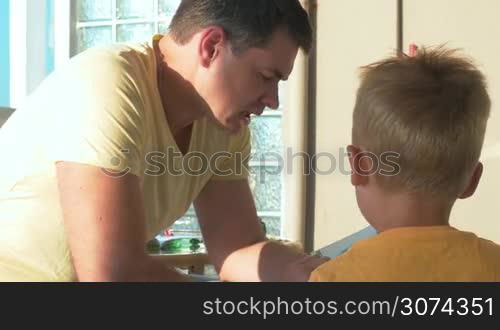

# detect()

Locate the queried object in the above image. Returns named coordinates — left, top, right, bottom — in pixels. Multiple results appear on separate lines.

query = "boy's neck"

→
left=367, top=190, right=454, bottom=233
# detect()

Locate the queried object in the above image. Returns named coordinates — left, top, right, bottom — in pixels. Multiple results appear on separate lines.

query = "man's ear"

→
left=459, top=162, right=483, bottom=199
left=199, top=27, right=226, bottom=67
left=347, top=145, right=369, bottom=187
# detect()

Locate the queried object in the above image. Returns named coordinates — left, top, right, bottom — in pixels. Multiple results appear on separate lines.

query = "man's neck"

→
left=155, top=35, right=207, bottom=136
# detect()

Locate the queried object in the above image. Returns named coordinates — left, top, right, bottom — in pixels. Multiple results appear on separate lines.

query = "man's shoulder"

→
left=68, top=41, right=154, bottom=77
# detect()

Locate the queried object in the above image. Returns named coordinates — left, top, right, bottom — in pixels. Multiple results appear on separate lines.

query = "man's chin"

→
left=211, top=117, right=244, bottom=135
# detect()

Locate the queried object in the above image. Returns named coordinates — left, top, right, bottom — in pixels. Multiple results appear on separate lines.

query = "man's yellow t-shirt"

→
left=310, top=226, right=500, bottom=282
left=0, top=36, right=250, bottom=281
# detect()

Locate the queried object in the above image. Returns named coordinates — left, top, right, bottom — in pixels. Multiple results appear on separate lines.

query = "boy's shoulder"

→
left=477, top=236, right=500, bottom=259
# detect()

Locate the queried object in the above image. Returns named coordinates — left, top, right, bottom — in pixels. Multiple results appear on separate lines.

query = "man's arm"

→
left=56, top=162, right=189, bottom=282
left=194, top=179, right=327, bottom=282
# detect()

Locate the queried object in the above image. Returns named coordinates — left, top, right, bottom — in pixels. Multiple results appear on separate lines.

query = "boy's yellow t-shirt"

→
left=0, top=36, right=250, bottom=281
left=310, top=226, right=500, bottom=282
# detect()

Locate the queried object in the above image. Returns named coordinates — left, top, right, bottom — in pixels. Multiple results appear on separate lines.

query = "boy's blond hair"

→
left=353, top=46, right=491, bottom=197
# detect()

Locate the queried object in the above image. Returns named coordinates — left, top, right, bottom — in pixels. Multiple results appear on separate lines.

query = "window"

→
left=74, top=0, right=287, bottom=238
left=74, top=0, right=181, bottom=53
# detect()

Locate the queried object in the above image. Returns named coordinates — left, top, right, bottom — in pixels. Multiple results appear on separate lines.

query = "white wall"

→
left=313, top=0, right=398, bottom=249
left=404, top=0, right=500, bottom=243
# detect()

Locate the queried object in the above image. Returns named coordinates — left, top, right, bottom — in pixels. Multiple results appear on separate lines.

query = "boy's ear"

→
left=347, top=145, right=369, bottom=187
left=459, top=162, right=483, bottom=199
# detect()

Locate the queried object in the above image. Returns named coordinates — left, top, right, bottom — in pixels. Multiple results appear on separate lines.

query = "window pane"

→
left=278, top=81, right=286, bottom=110
left=171, top=214, right=201, bottom=235
left=78, top=0, right=113, bottom=22
left=116, top=0, right=154, bottom=19
left=78, top=26, right=113, bottom=52
left=260, top=216, right=281, bottom=238
left=249, top=115, right=283, bottom=160
left=159, top=0, right=181, bottom=17
left=250, top=166, right=282, bottom=213
left=158, top=22, right=170, bottom=34
left=117, top=23, right=154, bottom=43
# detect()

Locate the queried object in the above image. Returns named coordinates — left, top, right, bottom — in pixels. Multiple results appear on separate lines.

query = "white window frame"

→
left=282, top=49, right=309, bottom=243
left=9, top=0, right=50, bottom=108
left=54, top=0, right=75, bottom=71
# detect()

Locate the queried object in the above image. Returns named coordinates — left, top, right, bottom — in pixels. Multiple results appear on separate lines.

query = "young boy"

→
left=310, top=47, right=500, bottom=282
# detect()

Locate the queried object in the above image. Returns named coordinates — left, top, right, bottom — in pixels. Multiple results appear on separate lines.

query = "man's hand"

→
left=195, top=179, right=331, bottom=281
left=259, top=240, right=330, bottom=282
left=281, top=255, right=331, bottom=282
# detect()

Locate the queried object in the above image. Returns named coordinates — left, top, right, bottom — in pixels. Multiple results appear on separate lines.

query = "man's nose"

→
left=261, top=83, right=280, bottom=110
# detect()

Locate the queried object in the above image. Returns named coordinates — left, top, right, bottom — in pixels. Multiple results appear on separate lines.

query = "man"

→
left=0, top=0, right=327, bottom=281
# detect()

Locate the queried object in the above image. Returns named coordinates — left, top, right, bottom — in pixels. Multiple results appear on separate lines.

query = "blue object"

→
left=314, top=226, right=378, bottom=258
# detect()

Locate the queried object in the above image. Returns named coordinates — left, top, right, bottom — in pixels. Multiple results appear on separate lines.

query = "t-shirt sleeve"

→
left=210, top=126, right=251, bottom=181
left=47, top=48, right=146, bottom=177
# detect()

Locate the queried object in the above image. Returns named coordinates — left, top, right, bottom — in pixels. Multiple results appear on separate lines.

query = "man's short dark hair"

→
left=169, top=0, right=312, bottom=54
